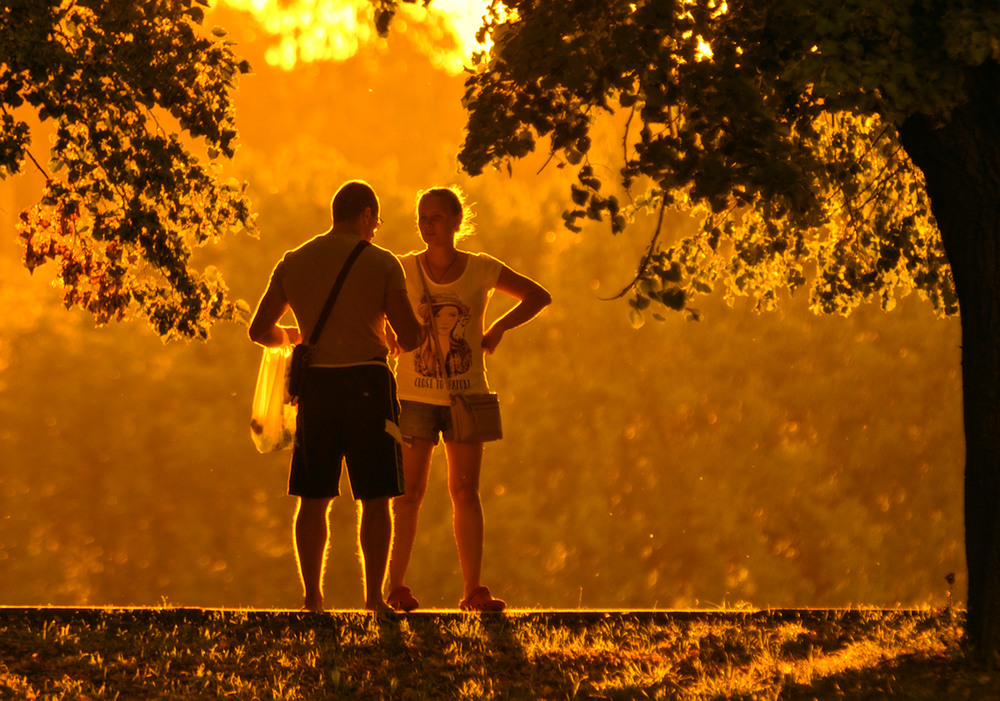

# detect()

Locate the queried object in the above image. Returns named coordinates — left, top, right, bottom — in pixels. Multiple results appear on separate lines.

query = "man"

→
left=249, top=180, right=421, bottom=612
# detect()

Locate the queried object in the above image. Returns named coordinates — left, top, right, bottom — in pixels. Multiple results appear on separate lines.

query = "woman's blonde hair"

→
left=417, top=185, right=476, bottom=241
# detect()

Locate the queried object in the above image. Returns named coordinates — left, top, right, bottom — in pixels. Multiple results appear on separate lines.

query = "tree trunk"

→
left=899, top=60, right=1000, bottom=663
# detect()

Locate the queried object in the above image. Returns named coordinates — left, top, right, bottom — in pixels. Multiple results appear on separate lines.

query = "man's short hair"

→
left=331, top=180, right=379, bottom=223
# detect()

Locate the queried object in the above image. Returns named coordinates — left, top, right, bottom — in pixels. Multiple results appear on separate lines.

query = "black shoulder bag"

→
left=287, top=239, right=369, bottom=402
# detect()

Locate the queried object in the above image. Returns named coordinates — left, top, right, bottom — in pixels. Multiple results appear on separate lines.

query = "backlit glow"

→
left=221, top=0, right=491, bottom=74
left=695, top=35, right=713, bottom=61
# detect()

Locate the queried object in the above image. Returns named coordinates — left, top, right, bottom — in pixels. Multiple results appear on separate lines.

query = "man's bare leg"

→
left=359, top=496, right=393, bottom=612
left=295, top=497, right=333, bottom=612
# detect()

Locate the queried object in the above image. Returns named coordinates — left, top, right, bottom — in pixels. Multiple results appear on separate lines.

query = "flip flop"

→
left=387, top=585, right=420, bottom=612
left=459, top=586, right=506, bottom=612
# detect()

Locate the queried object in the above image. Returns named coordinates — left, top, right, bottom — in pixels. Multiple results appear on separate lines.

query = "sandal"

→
left=459, top=586, right=506, bottom=612
left=387, top=585, right=420, bottom=612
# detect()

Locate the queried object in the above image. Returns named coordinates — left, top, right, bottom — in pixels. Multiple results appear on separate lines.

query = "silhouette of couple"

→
left=249, top=180, right=550, bottom=613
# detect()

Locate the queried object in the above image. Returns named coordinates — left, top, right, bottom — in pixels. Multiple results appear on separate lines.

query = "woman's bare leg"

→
left=444, top=440, right=486, bottom=600
left=387, top=437, right=435, bottom=592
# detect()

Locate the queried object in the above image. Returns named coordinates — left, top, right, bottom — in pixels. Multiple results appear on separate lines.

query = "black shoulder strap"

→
left=307, top=240, right=369, bottom=346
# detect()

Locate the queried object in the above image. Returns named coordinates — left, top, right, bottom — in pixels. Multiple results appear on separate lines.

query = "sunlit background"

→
left=222, top=0, right=490, bottom=74
left=0, top=0, right=965, bottom=611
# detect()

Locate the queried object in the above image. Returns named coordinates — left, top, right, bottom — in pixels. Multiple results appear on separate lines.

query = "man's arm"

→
left=385, top=288, right=422, bottom=352
left=248, top=279, right=300, bottom=347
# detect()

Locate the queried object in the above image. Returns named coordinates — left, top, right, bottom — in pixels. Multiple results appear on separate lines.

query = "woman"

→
left=387, top=186, right=551, bottom=612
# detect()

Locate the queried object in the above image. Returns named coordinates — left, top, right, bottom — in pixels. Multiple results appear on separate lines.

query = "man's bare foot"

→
left=365, top=600, right=394, bottom=614
left=302, top=596, right=324, bottom=613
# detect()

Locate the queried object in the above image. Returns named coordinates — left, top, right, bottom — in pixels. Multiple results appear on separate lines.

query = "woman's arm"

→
left=482, top=265, right=552, bottom=354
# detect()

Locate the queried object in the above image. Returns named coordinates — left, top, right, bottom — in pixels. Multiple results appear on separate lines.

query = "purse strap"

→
left=414, top=254, right=454, bottom=393
left=306, top=239, right=369, bottom=347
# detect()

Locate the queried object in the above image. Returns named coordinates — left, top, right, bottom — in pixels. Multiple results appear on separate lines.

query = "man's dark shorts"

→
left=289, top=363, right=404, bottom=500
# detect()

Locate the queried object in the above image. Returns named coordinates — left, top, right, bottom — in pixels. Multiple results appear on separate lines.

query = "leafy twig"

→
left=603, top=198, right=666, bottom=300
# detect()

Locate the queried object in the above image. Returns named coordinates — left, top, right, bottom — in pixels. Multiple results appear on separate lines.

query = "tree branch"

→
left=24, top=148, right=51, bottom=180
left=603, top=198, right=667, bottom=300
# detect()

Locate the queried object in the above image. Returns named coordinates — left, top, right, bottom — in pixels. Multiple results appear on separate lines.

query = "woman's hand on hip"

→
left=482, top=325, right=505, bottom=354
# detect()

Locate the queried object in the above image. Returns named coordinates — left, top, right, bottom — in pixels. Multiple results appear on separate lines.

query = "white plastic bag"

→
left=250, top=346, right=297, bottom=453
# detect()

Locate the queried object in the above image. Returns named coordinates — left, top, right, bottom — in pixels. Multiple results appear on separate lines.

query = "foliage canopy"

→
left=453, top=0, right=1000, bottom=324
left=440, top=0, right=1000, bottom=659
left=1, top=0, right=254, bottom=340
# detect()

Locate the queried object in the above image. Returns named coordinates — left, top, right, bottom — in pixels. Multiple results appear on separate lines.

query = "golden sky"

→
left=221, top=0, right=491, bottom=74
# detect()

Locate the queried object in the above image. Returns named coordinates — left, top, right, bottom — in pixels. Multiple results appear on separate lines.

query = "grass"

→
left=0, top=606, right=995, bottom=699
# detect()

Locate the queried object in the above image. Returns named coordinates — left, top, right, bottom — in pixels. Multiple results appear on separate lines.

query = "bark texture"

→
left=899, top=60, right=1000, bottom=662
